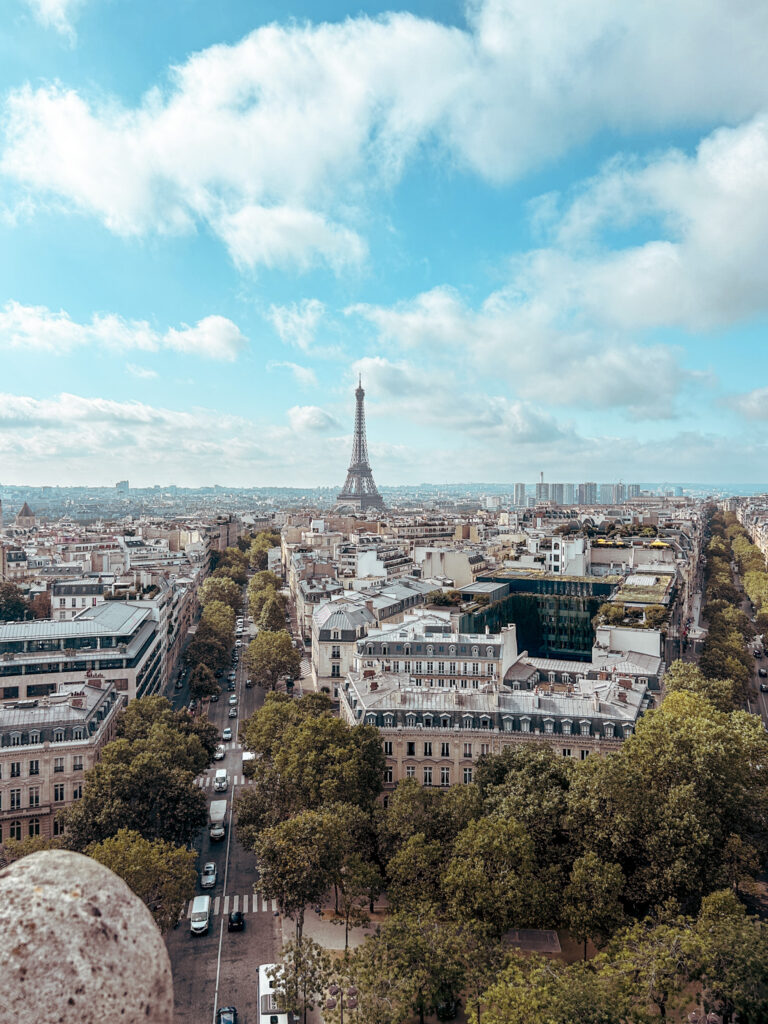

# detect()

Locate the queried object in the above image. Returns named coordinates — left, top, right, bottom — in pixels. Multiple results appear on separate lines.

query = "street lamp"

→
left=325, top=983, right=358, bottom=1024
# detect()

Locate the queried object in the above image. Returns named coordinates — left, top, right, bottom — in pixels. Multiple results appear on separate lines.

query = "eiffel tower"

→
left=335, top=376, right=386, bottom=511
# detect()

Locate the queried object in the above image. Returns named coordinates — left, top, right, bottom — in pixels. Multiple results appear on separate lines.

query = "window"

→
left=471, top=662, right=479, bottom=675
left=29, top=786, right=40, bottom=808
left=480, top=743, right=489, bottom=756
left=580, top=749, right=590, bottom=760
left=520, top=718, right=531, bottom=734
left=449, top=661, right=456, bottom=674
left=9, top=820, right=21, bottom=842
left=544, top=720, right=554, bottom=734
left=463, top=742, right=472, bottom=758
left=423, top=766, right=433, bottom=786
left=10, top=789, right=22, bottom=811
left=441, top=742, right=450, bottom=757
left=53, top=818, right=63, bottom=836
left=480, top=717, right=490, bottom=730
left=28, top=818, right=40, bottom=838
left=503, top=717, right=513, bottom=732
left=403, top=661, right=411, bottom=673
left=424, top=742, right=432, bottom=757
left=29, top=731, right=40, bottom=744
left=73, top=728, right=85, bottom=741
left=73, top=783, right=82, bottom=800
left=53, top=729, right=64, bottom=742
left=383, top=741, right=393, bottom=756
left=414, top=661, right=422, bottom=674
left=406, top=765, right=415, bottom=779
left=331, top=665, right=340, bottom=677
left=604, top=723, right=615, bottom=738
left=406, top=742, right=415, bottom=756
left=54, top=757, right=64, bottom=773
left=562, top=720, right=572, bottom=736
left=384, top=766, right=393, bottom=784
left=331, top=646, right=340, bottom=659
left=54, top=783, right=65, bottom=802
left=437, top=661, right=445, bottom=674
left=11, top=761, right=21, bottom=778
left=440, top=766, right=450, bottom=787
left=463, top=767, right=473, bottom=784
left=562, top=748, right=571, bottom=758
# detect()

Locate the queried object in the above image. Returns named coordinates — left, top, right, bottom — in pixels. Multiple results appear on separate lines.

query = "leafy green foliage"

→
left=200, top=574, right=242, bottom=613
left=87, top=828, right=196, bottom=934
left=244, top=629, right=300, bottom=690
left=0, top=581, right=27, bottom=621
left=269, top=938, right=332, bottom=1024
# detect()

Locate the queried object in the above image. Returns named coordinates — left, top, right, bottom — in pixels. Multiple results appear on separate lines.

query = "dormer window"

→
left=29, top=731, right=40, bottom=744
left=53, top=729, right=65, bottom=742
left=604, top=722, right=615, bottom=738
left=486, top=646, right=493, bottom=658
left=449, top=645, right=456, bottom=655
left=471, top=646, right=479, bottom=656
left=426, top=645, right=434, bottom=655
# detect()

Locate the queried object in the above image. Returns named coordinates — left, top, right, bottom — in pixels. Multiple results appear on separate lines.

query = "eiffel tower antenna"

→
left=335, top=376, right=385, bottom=511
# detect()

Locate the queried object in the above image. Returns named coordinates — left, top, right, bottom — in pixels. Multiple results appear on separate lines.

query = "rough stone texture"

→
left=0, top=849, right=174, bottom=1024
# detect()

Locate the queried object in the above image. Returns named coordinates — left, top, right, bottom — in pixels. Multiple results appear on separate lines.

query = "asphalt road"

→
left=164, top=610, right=280, bottom=1024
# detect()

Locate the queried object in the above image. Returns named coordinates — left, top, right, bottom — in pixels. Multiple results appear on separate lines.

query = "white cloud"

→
left=126, top=363, right=158, bottom=380
left=24, top=0, right=85, bottom=39
left=5, top=3, right=768, bottom=268
left=727, top=387, right=768, bottom=420
left=268, top=300, right=325, bottom=352
left=267, top=361, right=318, bottom=388
left=524, top=114, right=768, bottom=331
left=0, top=301, right=247, bottom=360
left=217, top=206, right=366, bottom=273
left=287, top=405, right=341, bottom=433
left=350, top=287, right=683, bottom=419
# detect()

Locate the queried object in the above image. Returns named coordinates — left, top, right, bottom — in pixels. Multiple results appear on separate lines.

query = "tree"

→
left=254, top=810, right=331, bottom=940
left=600, top=913, right=697, bottom=1024
left=61, top=724, right=208, bottom=849
left=186, top=630, right=228, bottom=674
left=87, top=828, right=196, bottom=934
left=0, top=581, right=27, bottom=621
left=443, top=815, right=538, bottom=936
left=567, top=691, right=768, bottom=914
left=386, top=832, right=444, bottom=911
left=663, top=659, right=738, bottom=712
left=479, top=954, right=610, bottom=1024
left=333, top=853, right=382, bottom=949
left=250, top=570, right=282, bottom=593
left=250, top=532, right=277, bottom=571
left=693, top=889, right=768, bottom=1024
left=200, top=599, right=236, bottom=642
left=261, top=593, right=289, bottom=631
left=28, top=590, right=52, bottom=619
left=269, top=939, right=332, bottom=1024
left=353, top=908, right=465, bottom=1024
left=0, top=835, right=61, bottom=867
left=564, top=852, right=625, bottom=959
left=188, top=663, right=220, bottom=700
left=245, top=629, right=301, bottom=690
left=425, top=589, right=462, bottom=606
left=200, top=575, right=242, bottom=613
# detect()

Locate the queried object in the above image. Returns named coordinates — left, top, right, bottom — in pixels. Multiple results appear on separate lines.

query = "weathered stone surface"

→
left=0, top=849, right=174, bottom=1023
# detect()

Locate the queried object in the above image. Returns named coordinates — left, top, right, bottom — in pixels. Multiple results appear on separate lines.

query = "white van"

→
left=214, top=768, right=228, bottom=792
left=190, top=895, right=211, bottom=936
left=258, top=964, right=293, bottom=1024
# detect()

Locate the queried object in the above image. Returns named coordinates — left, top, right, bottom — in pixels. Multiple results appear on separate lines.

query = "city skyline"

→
left=2, top=0, right=768, bottom=487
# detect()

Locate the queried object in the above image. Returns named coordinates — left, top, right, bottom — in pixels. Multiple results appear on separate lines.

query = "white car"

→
left=200, top=862, right=217, bottom=889
left=229, top=694, right=238, bottom=705
left=222, top=727, right=233, bottom=741
left=213, top=745, right=225, bottom=761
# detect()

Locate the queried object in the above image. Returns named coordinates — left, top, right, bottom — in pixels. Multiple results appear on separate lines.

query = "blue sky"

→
left=1, top=0, right=767, bottom=487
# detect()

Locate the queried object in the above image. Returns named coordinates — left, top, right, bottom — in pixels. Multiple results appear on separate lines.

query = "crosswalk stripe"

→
left=271, top=898, right=277, bottom=912
left=223, top=896, right=230, bottom=915
left=232, top=895, right=239, bottom=912
left=213, top=897, right=220, bottom=915
left=241, top=894, right=248, bottom=913
left=186, top=902, right=192, bottom=918
left=184, top=893, right=273, bottom=918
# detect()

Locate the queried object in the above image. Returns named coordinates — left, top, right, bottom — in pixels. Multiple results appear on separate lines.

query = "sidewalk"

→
left=280, top=898, right=385, bottom=951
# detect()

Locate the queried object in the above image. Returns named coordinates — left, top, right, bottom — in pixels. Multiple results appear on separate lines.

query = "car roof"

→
left=203, top=862, right=216, bottom=870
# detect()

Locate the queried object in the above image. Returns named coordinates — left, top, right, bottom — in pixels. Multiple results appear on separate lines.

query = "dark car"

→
left=227, top=911, right=245, bottom=932
left=216, top=1009, right=238, bottom=1024
left=227, top=682, right=236, bottom=692
left=209, top=692, right=219, bottom=702
left=761, top=683, right=768, bottom=693
left=189, top=699, right=198, bottom=711
left=759, top=667, right=768, bottom=678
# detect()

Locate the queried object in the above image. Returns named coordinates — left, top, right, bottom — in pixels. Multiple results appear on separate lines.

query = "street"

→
left=163, top=606, right=280, bottom=1024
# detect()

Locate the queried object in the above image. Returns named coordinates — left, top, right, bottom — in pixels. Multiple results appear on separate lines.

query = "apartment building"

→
left=0, top=681, right=121, bottom=841
left=51, top=580, right=106, bottom=621
left=354, top=621, right=519, bottom=689
left=339, top=667, right=647, bottom=793
left=311, top=600, right=376, bottom=695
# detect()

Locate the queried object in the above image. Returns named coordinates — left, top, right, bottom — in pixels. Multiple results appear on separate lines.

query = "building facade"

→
left=0, top=681, right=121, bottom=842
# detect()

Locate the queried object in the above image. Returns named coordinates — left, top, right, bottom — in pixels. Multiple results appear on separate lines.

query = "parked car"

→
left=213, top=745, right=225, bottom=761
left=227, top=682, right=236, bottom=692
left=229, top=695, right=238, bottom=705
left=209, top=692, right=219, bottom=702
left=222, top=727, right=232, bottom=741
left=200, top=862, right=217, bottom=889
left=227, top=911, right=245, bottom=932
left=759, top=667, right=768, bottom=677
left=228, top=707, right=238, bottom=718
left=245, top=678, right=252, bottom=688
